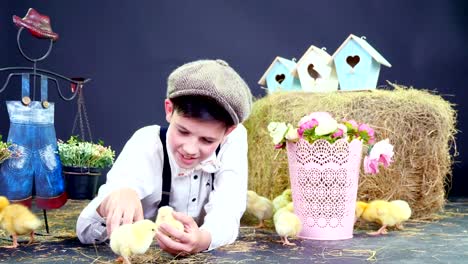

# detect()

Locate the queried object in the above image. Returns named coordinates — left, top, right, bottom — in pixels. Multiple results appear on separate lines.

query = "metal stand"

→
left=0, top=27, right=91, bottom=234
left=71, top=79, right=93, bottom=142
left=0, top=28, right=91, bottom=99
left=42, top=210, right=49, bottom=234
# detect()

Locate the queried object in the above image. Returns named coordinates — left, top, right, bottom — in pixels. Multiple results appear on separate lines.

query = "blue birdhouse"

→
left=258, top=56, right=301, bottom=93
left=332, top=34, right=391, bottom=91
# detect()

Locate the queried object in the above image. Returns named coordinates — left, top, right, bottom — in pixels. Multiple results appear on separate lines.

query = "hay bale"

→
left=244, top=84, right=457, bottom=219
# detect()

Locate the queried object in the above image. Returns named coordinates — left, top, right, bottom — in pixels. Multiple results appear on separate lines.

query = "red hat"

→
left=13, top=8, right=59, bottom=41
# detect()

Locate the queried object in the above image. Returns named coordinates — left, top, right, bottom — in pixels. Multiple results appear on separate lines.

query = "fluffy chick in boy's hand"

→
left=0, top=196, right=42, bottom=248
left=246, top=190, right=274, bottom=228
left=110, top=219, right=157, bottom=264
left=155, top=206, right=184, bottom=237
left=274, top=202, right=302, bottom=246
left=272, top=189, right=292, bottom=212
left=356, top=199, right=412, bottom=235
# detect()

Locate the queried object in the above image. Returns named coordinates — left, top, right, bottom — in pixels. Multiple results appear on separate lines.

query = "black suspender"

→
left=159, top=127, right=172, bottom=209
left=158, top=127, right=220, bottom=208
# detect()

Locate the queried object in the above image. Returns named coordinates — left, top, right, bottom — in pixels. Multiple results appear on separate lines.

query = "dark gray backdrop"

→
left=0, top=1, right=466, bottom=196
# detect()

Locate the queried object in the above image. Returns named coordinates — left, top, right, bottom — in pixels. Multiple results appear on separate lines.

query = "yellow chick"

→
left=273, top=202, right=302, bottom=246
left=0, top=196, right=42, bottom=248
left=272, top=189, right=292, bottom=212
left=389, top=200, right=412, bottom=230
left=155, top=206, right=184, bottom=235
left=110, top=219, right=158, bottom=264
left=357, top=199, right=412, bottom=235
left=273, top=201, right=294, bottom=223
left=355, top=201, right=368, bottom=223
left=246, top=190, right=274, bottom=228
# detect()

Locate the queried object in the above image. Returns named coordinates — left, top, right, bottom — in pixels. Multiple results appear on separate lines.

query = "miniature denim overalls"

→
left=0, top=74, right=67, bottom=209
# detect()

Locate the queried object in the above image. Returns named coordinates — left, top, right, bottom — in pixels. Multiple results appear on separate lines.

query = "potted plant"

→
left=57, top=136, right=115, bottom=200
left=0, top=135, right=13, bottom=164
left=267, top=112, right=394, bottom=240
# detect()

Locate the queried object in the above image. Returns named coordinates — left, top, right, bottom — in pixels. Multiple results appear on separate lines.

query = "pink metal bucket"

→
left=286, top=138, right=363, bottom=240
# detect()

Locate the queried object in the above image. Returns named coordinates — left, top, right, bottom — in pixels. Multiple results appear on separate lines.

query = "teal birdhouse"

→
left=332, top=34, right=391, bottom=91
left=258, top=56, right=301, bottom=93
left=292, top=45, right=338, bottom=92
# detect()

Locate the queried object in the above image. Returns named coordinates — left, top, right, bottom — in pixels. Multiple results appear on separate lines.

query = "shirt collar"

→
left=178, top=155, right=222, bottom=177
left=166, top=132, right=222, bottom=177
left=166, top=133, right=221, bottom=176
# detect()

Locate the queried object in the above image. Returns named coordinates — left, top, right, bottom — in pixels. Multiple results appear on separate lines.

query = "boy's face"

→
left=164, top=99, right=235, bottom=169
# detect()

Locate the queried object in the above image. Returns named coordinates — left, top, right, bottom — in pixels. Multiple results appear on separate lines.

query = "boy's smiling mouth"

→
left=177, top=152, right=198, bottom=167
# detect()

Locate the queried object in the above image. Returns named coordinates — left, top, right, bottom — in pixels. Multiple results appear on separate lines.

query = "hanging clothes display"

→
left=0, top=75, right=67, bottom=209
left=0, top=8, right=90, bottom=210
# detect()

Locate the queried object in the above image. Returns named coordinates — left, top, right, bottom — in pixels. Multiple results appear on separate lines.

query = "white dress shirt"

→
left=76, top=124, right=248, bottom=250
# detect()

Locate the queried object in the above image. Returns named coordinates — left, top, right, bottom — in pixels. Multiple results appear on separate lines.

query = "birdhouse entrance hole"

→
left=307, top=64, right=321, bottom=80
left=275, top=74, right=286, bottom=84
left=346, top=55, right=360, bottom=68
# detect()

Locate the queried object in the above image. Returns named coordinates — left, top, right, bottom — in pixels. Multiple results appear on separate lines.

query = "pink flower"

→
left=298, top=112, right=339, bottom=137
left=348, top=120, right=358, bottom=128
left=364, top=156, right=379, bottom=174
left=363, top=139, right=394, bottom=174
left=332, top=129, right=343, bottom=138
left=298, top=112, right=333, bottom=126
left=358, top=123, right=375, bottom=144
left=372, top=139, right=394, bottom=167
left=274, top=142, right=285, bottom=149
left=298, top=119, right=318, bottom=136
left=332, top=124, right=347, bottom=138
left=344, top=120, right=358, bottom=130
left=358, top=123, right=374, bottom=136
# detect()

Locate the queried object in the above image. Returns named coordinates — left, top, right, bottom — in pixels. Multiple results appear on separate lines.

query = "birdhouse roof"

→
left=292, top=45, right=332, bottom=77
left=332, top=34, right=392, bottom=67
left=258, top=56, right=297, bottom=86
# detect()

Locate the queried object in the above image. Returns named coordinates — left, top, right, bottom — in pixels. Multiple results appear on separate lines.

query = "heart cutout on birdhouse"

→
left=307, top=64, right=321, bottom=80
left=346, top=56, right=360, bottom=68
left=275, top=74, right=286, bottom=84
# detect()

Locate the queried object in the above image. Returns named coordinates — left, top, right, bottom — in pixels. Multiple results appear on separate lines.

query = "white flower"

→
left=285, top=124, right=299, bottom=141
left=267, top=122, right=289, bottom=145
left=315, top=118, right=338, bottom=136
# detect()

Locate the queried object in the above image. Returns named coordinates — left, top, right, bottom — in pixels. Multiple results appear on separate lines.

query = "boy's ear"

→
left=164, top=99, right=174, bottom=122
left=224, top=125, right=238, bottom=137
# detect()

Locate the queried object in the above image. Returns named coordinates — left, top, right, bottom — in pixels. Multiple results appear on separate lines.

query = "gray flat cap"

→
left=167, top=59, right=252, bottom=124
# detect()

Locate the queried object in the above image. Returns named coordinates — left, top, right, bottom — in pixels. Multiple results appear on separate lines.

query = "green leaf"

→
left=58, top=136, right=115, bottom=169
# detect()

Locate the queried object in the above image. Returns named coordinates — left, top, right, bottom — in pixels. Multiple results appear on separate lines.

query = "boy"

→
left=76, top=59, right=252, bottom=255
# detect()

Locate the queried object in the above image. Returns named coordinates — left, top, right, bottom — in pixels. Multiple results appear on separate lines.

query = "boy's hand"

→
left=97, top=188, right=144, bottom=236
left=156, top=211, right=211, bottom=256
